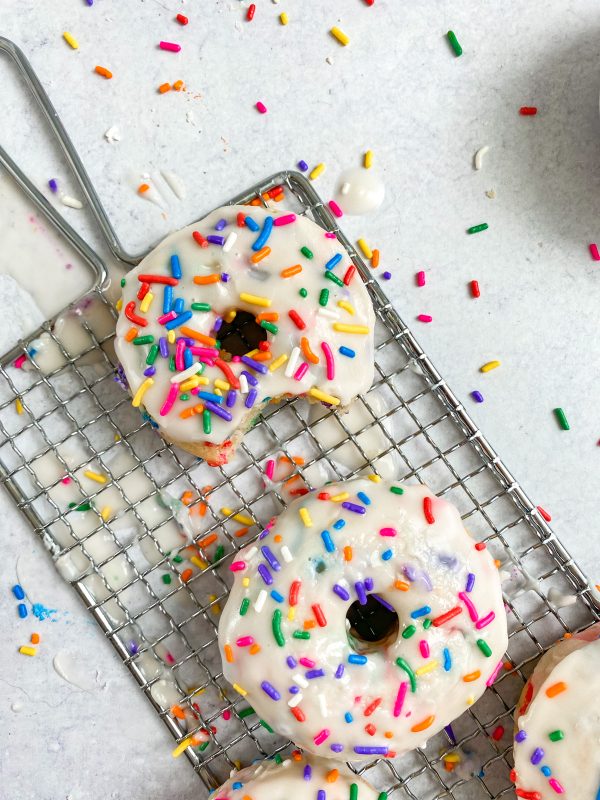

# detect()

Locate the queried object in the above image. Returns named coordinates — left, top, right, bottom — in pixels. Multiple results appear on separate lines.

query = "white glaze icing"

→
left=514, top=624, right=600, bottom=800
left=213, top=755, right=379, bottom=800
left=115, top=205, right=375, bottom=461
left=333, top=168, right=385, bottom=216
left=218, top=479, right=508, bottom=760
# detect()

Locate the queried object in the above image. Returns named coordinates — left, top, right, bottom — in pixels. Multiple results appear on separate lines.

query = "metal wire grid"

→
left=0, top=168, right=598, bottom=800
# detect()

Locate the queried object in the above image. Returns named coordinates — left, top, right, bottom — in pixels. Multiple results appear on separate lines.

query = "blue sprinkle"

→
left=244, top=216, right=260, bottom=232
left=357, top=491, right=371, bottom=505
left=12, top=584, right=25, bottom=600
left=232, top=783, right=243, bottom=790
left=170, top=254, right=182, bottom=279
left=443, top=648, right=452, bottom=671
left=410, top=605, right=431, bottom=619
left=325, top=253, right=342, bottom=271
left=198, top=391, right=223, bottom=405
left=173, top=297, right=184, bottom=314
left=252, top=216, right=274, bottom=252
left=332, top=519, right=346, bottom=530
left=270, top=590, right=284, bottom=603
left=183, top=348, right=193, bottom=369
left=338, top=346, right=355, bottom=358
left=215, top=218, right=227, bottom=231
left=298, top=160, right=309, bottom=172
left=541, top=767, right=552, bottom=777
left=17, top=603, right=28, bottom=619
left=344, top=712, right=354, bottom=723
left=163, top=285, right=173, bottom=314
left=381, top=549, right=393, bottom=561
left=321, top=530, right=335, bottom=553
left=165, top=310, right=192, bottom=330
left=348, top=654, right=368, bottom=665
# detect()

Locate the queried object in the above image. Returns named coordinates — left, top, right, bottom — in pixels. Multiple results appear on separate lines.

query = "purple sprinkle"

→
left=330, top=743, right=344, bottom=753
left=334, top=663, right=345, bottom=679
left=298, top=160, right=309, bottom=172
left=382, top=271, right=392, bottom=280
left=260, top=680, right=280, bottom=700
left=213, top=318, right=223, bottom=333
left=289, top=685, right=299, bottom=694
left=226, top=389, right=237, bottom=407
left=221, top=272, right=230, bottom=282
left=143, top=367, right=156, bottom=377
left=471, top=390, right=484, bottom=403
left=203, top=399, right=233, bottom=421
left=438, top=554, right=458, bottom=570
left=373, top=594, right=395, bottom=612
left=333, top=584, right=350, bottom=601
left=341, top=501, right=366, bottom=514
left=206, top=235, right=225, bottom=246
left=355, top=581, right=367, bottom=606
left=245, top=388, right=258, bottom=408
left=530, top=747, right=544, bottom=765
left=403, top=564, right=417, bottom=582
left=466, top=573, right=476, bottom=593
left=364, top=577, right=374, bottom=591
left=241, top=356, right=268, bottom=374
left=257, top=563, right=273, bottom=586
left=418, top=569, right=434, bottom=591
left=184, top=337, right=195, bottom=346
left=354, top=746, right=388, bottom=755
left=286, top=656, right=297, bottom=669
left=515, top=730, right=527, bottom=743
left=86, top=0, right=94, bottom=5
left=306, top=669, right=325, bottom=679
left=444, top=724, right=457, bottom=744
left=128, top=641, right=139, bottom=655
left=215, top=218, right=227, bottom=231
left=48, top=178, right=58, bottom=193
left=260, top=545, right=281, bottom=571
left=258, top=528, right=270, bottom=540
left=317, top=791, right=326, bottom=800
left=240, top=369, right=258, bottom=386
left=303, top=765, right=312, bottom=781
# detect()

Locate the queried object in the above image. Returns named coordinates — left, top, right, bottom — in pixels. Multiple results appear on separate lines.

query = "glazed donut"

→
left=114, top=205, right=375, bottom=465
left=218, top=478, right=508, bottom=760
left=213, top=754, right=381, bottom=800
left=513, top=623, right=600, bottom=800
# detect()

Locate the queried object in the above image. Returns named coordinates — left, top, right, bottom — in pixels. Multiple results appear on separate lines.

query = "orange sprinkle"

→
left=235, top=527, right=250, bottom=538
left=256, top=312, right=279, bottom=322
left=193, top=274, right=221, bottom=285
left=546, top=681, right=567, bottom=698
left=181, top=491, right=194, bottom=505
left=304, top=619, right=317, bottom=630
left=138, top=183, right=150, bottom=194
left=384, top=731, right=393, bottom=738
left=274, top=534, right=282, bottom=543
left=171, top=704, right=186, bottom=719
left=251, top=246, right=271, bottom=264
left=300, top=337, right=319, bottom=364
left=125, top=327, right=139, bottom=342
left=197, top=533, right=218, bottom=549
left=181, top=568, right=193, bottom=582
left=326, top=770, right=339, bottom=783
left=281, top=264, right=303, bottom=278
left=30, top=633, right=40, bottom=644
left=179, top=407, right=196, bottom=419
left=249, top=643, right=261, bottom=655
left=196, top=502, right=208, bottom=517
left=224, top=644, right=234, bottom=663
left=371, top=249, right=380, bottom=268
left=284, top=475, right=302, bottom=488
left=158, top=82, right=172, bottom=94
left=180, top=327, right=216, bottom=345
left=249, top=197, right=262, bottom=206
left=253, top=351, right=272, bottom=362
left=279, top=455, right=305, bottom=465
left=394, top=580, right=410, bottom=591
left=503, top=661, right=513, bottom=671
left=273, top=192, right=285, bottom=202
left=463, top=670, right=481, bottom=682
left=563, top=633, right=573, bottom=639
left=292, top=751, right=303, bottom=761
left=411, top=715, right=435, bottom=733
left=173, top=79, right=185, bottom=91
left=344, top=546, right=353, bottom=561
left=94, top=65, right=113, bottom=79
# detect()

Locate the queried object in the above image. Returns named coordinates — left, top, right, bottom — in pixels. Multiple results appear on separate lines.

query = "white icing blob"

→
left=334, top=168, right=385, bottom=216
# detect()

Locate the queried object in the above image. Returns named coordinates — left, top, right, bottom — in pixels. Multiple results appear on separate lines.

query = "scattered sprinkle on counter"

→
left=330, top=27, right=350, bottom=46
left=416, top=271, right=426, bottom=287
left=63, top=32, right=79, bottom=49
left=480, top=360, right=501, bottom=373
left=537, top=505, right=552, bottom=522
left=553, top=407, right=570, bottom=431
left=247, top=4, right=256, bottom=21
left=417, top=314, right=432, bottom=323
left=467, top=223, right=489, bottom=234
left=519, top=106, right=538, bottom=116
left=94, top=65, right=112, bottom=79
left=446, top=30, right=462, bottom=57
left=19, top=646, right=37, bottom=657
left=364, top=150, right=373, bottom=169
left=256, top=101, right=268, bottom=114
left=280, top=12, right=289, bottom=25
left=471, top=391, right=484, bottom=403
left=176, top=13, right=189, bottom=25
left=470, top=280, right=481, bottom=298
left=589, top=243, right=600, bottom=261
left=159, top=41, right=181, bottom=52
left=309, top=163, right=326, bottom=180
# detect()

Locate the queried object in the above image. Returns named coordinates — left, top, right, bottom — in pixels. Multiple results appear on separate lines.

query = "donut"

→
left=213, top=754, right=381, bottom=800
left=114, top=205, right=375, bottom=465
left=218, top=478, right=508, bottom=760
left=513, top=623, right=600, bottom=800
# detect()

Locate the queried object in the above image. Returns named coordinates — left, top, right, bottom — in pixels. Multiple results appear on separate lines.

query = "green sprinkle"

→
left=395, top=656, right=417, bottom=692
left=377, top=794, right=388, bottom=800
left=179, top=393, right=190, bottom=401
left=120, top=277, right=126, bottom=287
left=212, top=544, right=225, bottom=563
left=259, top=718, right=274, bottom=733
left=293, top=630, right=311, bottom=639
left=350, top=784, right=358, bottom=800
left=196, top=741, right=210, bottom=752
left=146, top=344, right=159, bottom=365
left=476, top=638, right=492, bottom=657
left=173, top=555, right=183, bottom=563
left=240, top=598, right=250, bottom=616
left=467, top=223, right=489, bottom=234
left=549, top=730, right=565, bottom=742
left=68, top=501, right=92, bottom=511
left=260, top=321, right=278, bottom=334
left=191, top=302, right=212, bottom=312
left=162, top=574, right=172, bottom=585
left=274, top=753, right=283, bottom=764
left=447, top=30, right=462, bottom=57
left=238, top=706, right=255, bottom=718
left=169, top=355, right=176, bottom=372
left=553, top=407, right=570, bottom=431
left=299, top=288, right=308, bottom=298
left=300, top=246, right=313, bottom=259
left=203, top=409, right=211, bottom=434
left=132, top=335, right=154, bottom=345
left=272, top=608, right=285, bottom=647
left=423, top=618, right=432, bottom=630
left=324, top=270, right=344, bottom=287
left=319, top=288, right=329, bottom=307
left=390, top=486, right=404, bottom=495
left=401, top=624, right=416, bottom=639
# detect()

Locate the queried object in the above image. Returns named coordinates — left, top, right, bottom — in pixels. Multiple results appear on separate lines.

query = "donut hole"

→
left=218, top=310, right=267, bottom=357
left=346, top=594, right=399, bottom=655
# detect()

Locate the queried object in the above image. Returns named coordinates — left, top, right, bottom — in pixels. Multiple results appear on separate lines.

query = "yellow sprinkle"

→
left=100, top=506, right=112, bottom=521
left=84, top=470, right=107, bottom=484
left=63, top=31, right=79, bottom=49
left=287, top=606, right=296, bottom=621
left=269, top=353, right=288, bottom=372
left=357, top=238, right=373, bottom=259
left=299, top=507, right=313, bottom=527
left=131, top=377, right=154, bottom=408
left=245, top=349, right=258, bottom=358
left=330, top=26, right=350, bottom=46
left=242, top=577, right=250, bottom=587
left=214, top=379, right=230, bottom=391
left=190, top=686, right=206, bottom=697
left=332, top=323, right=369, bottom=335
left=240, top=292, right=272, bottom=308
left=214, top=388, right=223, bottom=397
left=221, top=507, right=254, bottom=526
left=480, top=360, right=501, bottom=373
left=308, top=387, right=341, bottom=406
left=368, top=474, right=381, bottom=482
left=309, top=163, right=326, bottom=181
left=364, top=150, right=373, bottom=169
left=224, top=309, right=237, bottom=323
left=180, top=376, right=207, bottom=392
left=167, top=330, right=176, bottom=344
left=15, top=398, right=23, bottom=415
left=337, top=300, right=355, bottom=315
left=171, top=736, right=193, bottom=758
left=280, top=12, right=289, bottom=24
left=330, top=492, right=350, bottom=502
left=115, top=298, right=123, bottom=312
left=191, top=556, right=208, bottom=570
left=19, top=646, right=37, bottom=657
left=466, top=696, right=475, bottom=706
left=233, top=683, right=248, bottom=696
left=415, top=660, right=439, bottom=676
left=444, top=753, right=461, bottom=764
left=140, top=291, right=154, bottom=313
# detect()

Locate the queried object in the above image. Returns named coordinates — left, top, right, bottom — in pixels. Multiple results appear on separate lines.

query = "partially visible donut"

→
left=213, top=754, right=381, bottom=800
left=114, top=205, right=375, bottom=465
left=513, top=623, right=600, bottom=800
left=218, top=478, right=508, bottom=760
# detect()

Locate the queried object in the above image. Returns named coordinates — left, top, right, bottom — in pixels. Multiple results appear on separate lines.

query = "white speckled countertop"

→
left=1, top=1, right=600, bottom=798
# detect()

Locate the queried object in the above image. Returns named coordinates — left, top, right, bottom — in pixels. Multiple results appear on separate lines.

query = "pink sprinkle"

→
left=236, top=636, right=254, bottom=647
left=160, top=384, right=179, bottom=416
left=417, top=314, right=432, bottom=323
left=14, top=354, right=27, bottom=369
left=328, top=200, right=343, bottom=218
left=299, top=657, right=315, bottom=668
left=265, top=459, right=275, bottom=480
left=158, top=311, right=177, bottom=324
left=548, top=778, right=565, bottom=795
left=590, top=243, right=600, bottom=261
left=393, top=681, right=408, bottom=717
left=379, top=527, right=397, bottom=537
left=190, top=346, right=219, bottom=358
left=223, top=709, right=231, bottom=720
left=486, top=659, right=503, bottom=687
left=313, top=728, right=330, bottom=745
left=324, top=232, right=337, bottom=239
left=475, top=611, right=496, bottom=629
left=321, top=341, right=335, bottom=380
left=256, top=101, right=268, bottom=114
left=273, top=214, right=296, bottom=226
left=230, top=561, right=246, bottom=572
left=159, top=40, right=181, bottom=52
left=294, top=362, right=309, bottom=381
left=458, top=591, right=479, bottom=622
left=175, top=340, right=185, bottom=371
left=61, top=476, right=72, bottom=484
left=165, top=651, right=175, bottom=664
left=419, top=640, right=430, bottom=659
left=416, top=271, right=426, bottom=287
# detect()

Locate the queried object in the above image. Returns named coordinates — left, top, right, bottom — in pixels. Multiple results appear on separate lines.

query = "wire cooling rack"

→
left=1, top=36, right=599, bottom=800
